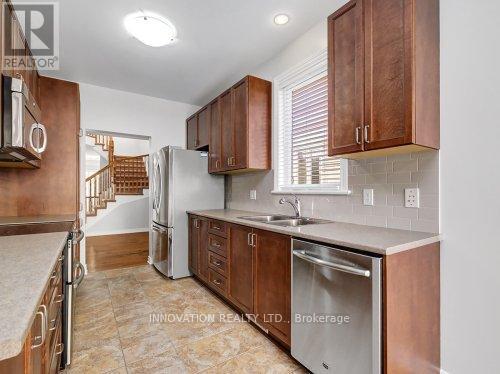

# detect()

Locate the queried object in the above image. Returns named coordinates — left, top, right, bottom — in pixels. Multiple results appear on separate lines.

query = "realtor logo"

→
left=3, top=2, right=59, bottom=70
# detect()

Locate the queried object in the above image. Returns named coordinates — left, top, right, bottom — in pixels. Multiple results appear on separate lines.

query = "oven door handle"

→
left=293, top=250, right=371, bottom=278
left=72, top=229, right=84, bottom=244
left=73, top=261, right=85, bottom=288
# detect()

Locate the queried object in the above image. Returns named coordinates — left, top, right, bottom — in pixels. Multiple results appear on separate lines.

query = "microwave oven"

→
left=0, top=74, right=46, bottom=168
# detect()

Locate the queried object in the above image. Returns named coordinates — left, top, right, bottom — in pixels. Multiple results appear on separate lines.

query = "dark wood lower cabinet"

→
left=253, top=229, right=291, bottom=347
left=188, top=215, right=200, bottom=275
left=197, top=218, right=209, bottom=283
left=227, top=224, right=254, bottom=314
left=188, top=214, right=441, bottom=368
left=0, top=250, right=64, bottom=373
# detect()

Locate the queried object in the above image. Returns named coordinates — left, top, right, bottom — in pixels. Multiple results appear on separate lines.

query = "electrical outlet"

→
left=249, top=190, right=257, bottom=200
left=363, top=189, right=374, bottom=206
left=405, top=188, right=419, bottom=208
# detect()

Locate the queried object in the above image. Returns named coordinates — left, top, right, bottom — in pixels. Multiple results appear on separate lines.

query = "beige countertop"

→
left=0, top=214, right=76, bottom=226
left=187, top=209, right=440, bottom=256
left=0, top=232, right=68, bottom=361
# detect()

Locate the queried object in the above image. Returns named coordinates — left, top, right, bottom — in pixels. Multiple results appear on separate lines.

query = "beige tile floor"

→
left=67, top=265, right=306, bottom=374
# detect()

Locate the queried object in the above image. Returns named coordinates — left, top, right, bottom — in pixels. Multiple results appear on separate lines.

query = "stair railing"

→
left=85, top=164, right=115, bottom=216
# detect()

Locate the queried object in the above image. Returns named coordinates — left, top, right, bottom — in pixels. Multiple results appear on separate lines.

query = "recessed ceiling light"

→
left=274, top=14, right=290, bottom=25
left=124, top=11, right=177, bottom=47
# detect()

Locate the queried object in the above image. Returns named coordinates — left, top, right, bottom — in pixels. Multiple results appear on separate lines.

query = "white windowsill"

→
left=271, top=190, right=352, bottom=196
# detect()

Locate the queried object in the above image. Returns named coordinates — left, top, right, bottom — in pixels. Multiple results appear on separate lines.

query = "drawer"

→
left=47, top=317, right=63, bottom=374
left=208, top=220, right=227, bottom=237
left=208, top=234, right=227, bottom=258
left=208, top=268, right=227, bottom=295
left=208, top=251, right=227, bottom=277
left=48, top=253, right=64, bottom=299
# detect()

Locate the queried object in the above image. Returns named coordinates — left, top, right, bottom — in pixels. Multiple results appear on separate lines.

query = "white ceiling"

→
left=27, top=0, right=342, bottom=105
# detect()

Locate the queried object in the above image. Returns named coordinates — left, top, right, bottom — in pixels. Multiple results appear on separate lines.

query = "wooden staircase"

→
left=85, top=132, right=149, bottom=217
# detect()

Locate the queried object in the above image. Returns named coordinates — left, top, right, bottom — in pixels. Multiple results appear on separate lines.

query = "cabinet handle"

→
left=247, top=232, right=252, bottom=246
left=231, top=156, right=235, bottom=166
left=211, top=241, right=221, bottom=248
left=213, top=279, right=222, bottom=286
left=194, top=219, right=200, bottom=229
left=252, top=233, right=257, bottom=248
left=54, top=294, right=64, bottom=304
left=227, top=157, right=231, bottom=166
left=31, top=305, right=47, bottom=349
left=215, top=160, right=220, bottom=169
left=212, top=224, right=221, bottom=231
left=49, top=318, right=57, bottom=331
left=214, top=260, right=222, bottom=266
left=364, top=125, right=370, bottom=143
left=56, top=343, right=64, bottom=356
left=355, top=127, right=361, bottom=145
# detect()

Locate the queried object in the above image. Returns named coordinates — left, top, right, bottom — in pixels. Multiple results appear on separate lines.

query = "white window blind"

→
left=274, top=50, right=348, bottom=194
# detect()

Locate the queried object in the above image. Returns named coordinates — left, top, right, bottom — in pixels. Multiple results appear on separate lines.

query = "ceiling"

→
left=25, top=0, right=343, bottom=105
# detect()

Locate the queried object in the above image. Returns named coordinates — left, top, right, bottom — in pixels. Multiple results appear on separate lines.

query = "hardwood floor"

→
left=86, top=232, right=149, bottom=272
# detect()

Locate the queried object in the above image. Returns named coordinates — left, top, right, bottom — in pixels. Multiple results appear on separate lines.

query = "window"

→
left=274, top=50, right=348, bottom=194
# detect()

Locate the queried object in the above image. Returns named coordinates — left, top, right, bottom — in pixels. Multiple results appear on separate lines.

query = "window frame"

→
left=272, top=49, right=350, bottom=195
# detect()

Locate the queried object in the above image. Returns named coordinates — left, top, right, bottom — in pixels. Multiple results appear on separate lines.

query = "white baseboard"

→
left=86, top=227, right=149, bottom=237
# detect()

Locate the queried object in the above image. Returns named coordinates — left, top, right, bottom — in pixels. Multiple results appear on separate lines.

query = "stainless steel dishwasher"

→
left=291, top=239, right=382, bottom=374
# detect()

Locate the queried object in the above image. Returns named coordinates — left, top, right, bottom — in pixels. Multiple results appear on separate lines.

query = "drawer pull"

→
left=212, top=241, right=221, bottom=248
left=54, top=294, right=64, bottom=304
left=56, top=343, right=64, bottom=356
left=49, top=318, right=57, bottom=331
left=50, top=271, right=57, bottom=280
left=213, top=279, right=222, bottom=286
left=212, top=225, right=221, bottom=230
left=214, top=260, right=222, bottom=266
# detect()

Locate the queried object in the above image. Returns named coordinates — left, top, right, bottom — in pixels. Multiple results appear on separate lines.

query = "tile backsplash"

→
left=226, top=151, right=439, bottom=233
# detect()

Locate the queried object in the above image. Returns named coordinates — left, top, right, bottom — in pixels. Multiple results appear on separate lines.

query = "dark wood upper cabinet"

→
left=328, top=0, right=364, bottom=155
left=208, top=99, right=222, bottom=173
left=186, top=115, right=198, bottom=151
left=230, top=79, right=248, bottom=170
left=328, top=0, right=439, bottom=158
left=253, top=229, right=291, bottom=347
left=228, top=224, right=254, bottom=314
left=197, top=106, right=210, bottom=149
left=220, top=90, right=233, bottom=170
left=185, top=75, right=271, bottom=173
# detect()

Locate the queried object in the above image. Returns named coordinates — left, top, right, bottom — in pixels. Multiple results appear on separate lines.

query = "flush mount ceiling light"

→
left=274, top=14, right=290, bottom=25
left=124, top=11, right=177, bottom=47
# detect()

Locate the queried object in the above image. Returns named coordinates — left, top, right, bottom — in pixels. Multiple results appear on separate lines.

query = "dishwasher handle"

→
left=293, top=250, right=371, bottom=278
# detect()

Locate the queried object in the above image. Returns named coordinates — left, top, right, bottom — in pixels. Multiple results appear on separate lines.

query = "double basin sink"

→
left=238, top=214, right=331, bottom=227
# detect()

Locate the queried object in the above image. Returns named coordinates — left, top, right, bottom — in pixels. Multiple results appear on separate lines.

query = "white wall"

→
left=113, top=137, right=150, bottom=156
left=79, top=83, right=199, bottom=152
left=440, top=0, right=500, bottom=372
left=79, top=83, right=199, bottom=267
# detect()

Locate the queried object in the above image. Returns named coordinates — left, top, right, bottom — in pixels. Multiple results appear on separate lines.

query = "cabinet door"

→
left=328, top=0, right=365, bottom=156
left=363, top=0, right=413, bottom=149
left=188, top=216, right=199, bottom=274
left=228, top=224, right=254, bottom=314
left=220, top=90, right=233, bottom=170
left=197, top=218, right=209, bottom=282
left=197, top=106, right=210, bottom=149
left=231, top=79, right=248, bottom=170
left=208, top=99, right=222, bottom=173
left=186, top=115, right=198, bottom=150
left=29, top=306, right=44, bottom=374
left=254, top=230, right=291, bottom=346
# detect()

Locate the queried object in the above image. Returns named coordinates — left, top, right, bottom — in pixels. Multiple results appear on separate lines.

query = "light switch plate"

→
left=249, top=190, right=257, bottom=200
left=405, top=188, right=420, bottom=208
left=363, top=189, right=374, bottom=206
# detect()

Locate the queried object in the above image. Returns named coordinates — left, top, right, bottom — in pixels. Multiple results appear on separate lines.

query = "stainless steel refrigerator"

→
left=151, top=146, right=224, bottom=278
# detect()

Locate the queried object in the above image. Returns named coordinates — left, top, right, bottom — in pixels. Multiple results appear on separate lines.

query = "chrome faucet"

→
left=279, top=196, right=301, bottom=218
